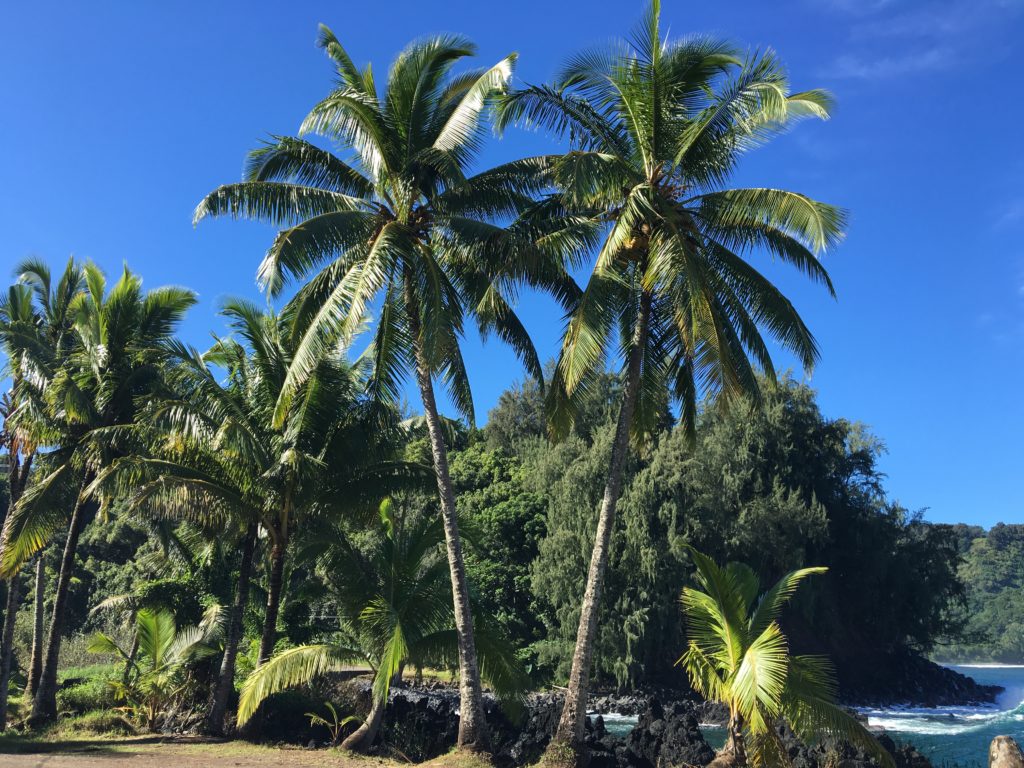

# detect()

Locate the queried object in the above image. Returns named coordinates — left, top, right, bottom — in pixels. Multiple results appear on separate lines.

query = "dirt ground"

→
left=0, top=736, right=484, bottom=768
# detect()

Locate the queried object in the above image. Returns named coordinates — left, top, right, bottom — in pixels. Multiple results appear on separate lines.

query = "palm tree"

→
left=497, top=3, right=845, bottom=760
left=238, top=499, right=526, bottom=753
left=0, top=258, right=86, bottom=728
left=679, top=550, right=892, bottom=768
left=0, top=262, right=195, bottom=724
left=88, top=605, right=224, bottom=732
left=95, top=300, right=421, bottom=733
left=194, top=26, right=581, bottom=751
left=2, top=258, right=86, bottom=705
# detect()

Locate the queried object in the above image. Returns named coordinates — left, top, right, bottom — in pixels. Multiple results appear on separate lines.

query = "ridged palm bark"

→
left=498, top=3, right=846, bottom=763
left=26, top=555, right=45, bottom=698
left=206, top=523, right=256, bottom=734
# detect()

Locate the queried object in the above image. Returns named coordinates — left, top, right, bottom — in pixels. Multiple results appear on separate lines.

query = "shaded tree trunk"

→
left=206, top=523, right=257, bottom=734
left=0, top=574, right=20, bottom=731
left=121, top=634, right=139, bottom=686
left=0, top=449, right=33, bottom=730
left=404, top=272, right=489, bottom=753
left=545, top=291, right=652, bottom=766
left=30, top=483, right=92, bottom=726
left=340, top=693, right=384, bottom=752
left=707, top=712, right=746, bottom=768
left=26, top=554, right=45, bottom=698
left=258, top=526, right=286, bottom=665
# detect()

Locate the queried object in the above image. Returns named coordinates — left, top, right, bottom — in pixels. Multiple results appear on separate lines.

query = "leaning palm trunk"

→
left=0, top=574, right=21, bottom=731
left=258, top=527, right=287, bottom=664
left=207, top=524, right=257, bottom=733
left=30, top=485, right=91, bottom=725
left=340, top=693, right=385, bottom=752
left=406, top=278, right=489, bottom=753
left=26, top=555, right=45, bottom=697
left=548, top=293, right=652, bottom=763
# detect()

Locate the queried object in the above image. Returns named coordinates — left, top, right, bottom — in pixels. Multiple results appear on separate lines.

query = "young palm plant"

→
left=93, top=300, right=421, bottom=733
left=679, top=550, right=892, bottom=768
left=193, top=26, right=582, bottom=750
left=0, top=262, right=196, bottom=724
left=496, top=3, right=845, bottom=760
left=238, top=499, right=527, bottom=753
left=88, top=605, right=224, bottom=732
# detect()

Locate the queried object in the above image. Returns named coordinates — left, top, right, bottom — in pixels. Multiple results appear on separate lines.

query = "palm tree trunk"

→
left=121, top=634, right=139, bottom=686
left=206, top=523, right=257, bottom=734
left=340, top=693, right=385, bottom=752
left=258, top=527, right=286, bottom=665
left=546, top=291, right=652, bottom=766
left=26, top=554, right=45, bottom=698
left=706, top=711, right=746, bottom=768
left=405, top=273, right=489, bottom=753
left=0, top=450, right=33, bottom=730
left=29, top=484, right=91, bottom=726
left=0, top=573, right=21, bottom=731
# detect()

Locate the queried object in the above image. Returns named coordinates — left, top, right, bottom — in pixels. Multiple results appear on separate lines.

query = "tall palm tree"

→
left=0, top=262, right=195, bottom=724
left=679, top=550, right=892, bottom=768
left=194, top=26, right=582, bottom=750
left=95, top=300, right=421, bottom=733
left=238, top=499, right=526, bottom=753
left=497, top=3, right=845, bottom=762
left=4, top=258, right=86, bottom=703
left=0, top=258, right=85, bottom=728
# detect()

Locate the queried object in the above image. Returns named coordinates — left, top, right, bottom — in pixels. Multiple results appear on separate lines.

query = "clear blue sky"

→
left=2, top=1, right=1022, bottom=527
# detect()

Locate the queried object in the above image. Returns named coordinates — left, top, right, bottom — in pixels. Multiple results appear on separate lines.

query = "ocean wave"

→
left=864, top=699, right=1024, bottom=736
left=952, top=663, right=1024, bottom=669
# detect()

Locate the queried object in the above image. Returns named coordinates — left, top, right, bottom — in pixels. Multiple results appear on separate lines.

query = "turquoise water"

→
left=596, top=666, right=1024, bottom=765
left=860, top=665, right=1024, bottom=767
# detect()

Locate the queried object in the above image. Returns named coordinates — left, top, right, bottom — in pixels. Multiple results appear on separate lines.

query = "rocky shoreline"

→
left=839, top=655, right=1003, bottom=708
left=290, top=679, right=934, bottom=768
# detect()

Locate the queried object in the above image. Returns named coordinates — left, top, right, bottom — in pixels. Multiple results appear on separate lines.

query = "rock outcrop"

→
left=990, top=736, right=1024, bottom=768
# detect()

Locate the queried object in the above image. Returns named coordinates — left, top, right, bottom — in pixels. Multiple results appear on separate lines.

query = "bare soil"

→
left=0, top=735, right=487, bottom=768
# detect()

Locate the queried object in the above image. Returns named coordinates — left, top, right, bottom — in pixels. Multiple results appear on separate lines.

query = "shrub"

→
left=57, top=666, right=120, bottom=715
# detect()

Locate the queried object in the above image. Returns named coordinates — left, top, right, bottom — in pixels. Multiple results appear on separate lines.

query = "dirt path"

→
left=0, top=737, right=483, bottom=768
left=0, top=737, right=385, bottom=767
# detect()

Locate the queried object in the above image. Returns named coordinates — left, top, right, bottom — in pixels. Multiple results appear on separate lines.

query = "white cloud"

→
left=820, top=0, right=1022, bottom=80
left=824, top=47, right=954, bottom=79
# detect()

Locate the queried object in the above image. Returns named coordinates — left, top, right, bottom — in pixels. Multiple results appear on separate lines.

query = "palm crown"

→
left=498, top=0, right=845, bottom=440
left=1, top=263, right=196, bottom=574
left=194, top=26, right=580, bottom=423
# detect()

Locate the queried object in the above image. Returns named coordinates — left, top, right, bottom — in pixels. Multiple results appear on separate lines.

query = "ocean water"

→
left=594, top=665, right=1024, bottom=766
left=861, top=665, right=1024, bottom=767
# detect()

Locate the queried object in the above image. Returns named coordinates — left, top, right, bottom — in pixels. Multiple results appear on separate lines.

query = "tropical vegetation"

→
left=678, top=549, right=889, bottom=768
left=0, top=3, right=1003, bottom=767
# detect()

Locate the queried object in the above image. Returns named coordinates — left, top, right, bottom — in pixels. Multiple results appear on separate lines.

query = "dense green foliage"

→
left=469, top=375, right=968, bottom=696
left=940, top=524, right=1024, bottom=663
